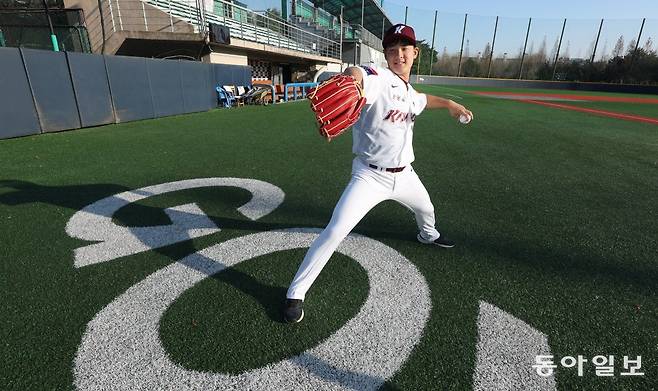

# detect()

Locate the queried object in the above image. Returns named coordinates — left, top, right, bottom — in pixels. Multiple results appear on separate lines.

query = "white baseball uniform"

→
left=287, top=64, right=442, bottom=300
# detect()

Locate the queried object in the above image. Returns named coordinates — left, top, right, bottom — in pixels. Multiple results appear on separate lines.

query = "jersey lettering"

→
left=360, top=65, right=378, bottom=76
left=384, top=109, right=416, bottom=123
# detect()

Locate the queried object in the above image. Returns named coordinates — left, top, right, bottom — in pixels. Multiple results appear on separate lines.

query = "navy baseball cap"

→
left=382, top=24, right=417, bottom=48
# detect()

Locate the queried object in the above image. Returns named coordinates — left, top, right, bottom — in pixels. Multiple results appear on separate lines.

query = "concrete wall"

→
left=203, top=52, right=248, bottom=66
left=65, top=0, right=196, bottom=54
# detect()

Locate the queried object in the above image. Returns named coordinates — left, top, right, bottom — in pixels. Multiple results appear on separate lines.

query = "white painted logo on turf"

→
left=68, top=178, right=554, bottom=390
left=473, top=301, right=555, bottom=391
left=66, top=178, right=284, bottom=267
left=73, top=229, right=432, bottom=391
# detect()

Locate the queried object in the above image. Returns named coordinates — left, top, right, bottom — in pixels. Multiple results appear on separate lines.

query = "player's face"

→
left=384, top=43, right=419, bottom=80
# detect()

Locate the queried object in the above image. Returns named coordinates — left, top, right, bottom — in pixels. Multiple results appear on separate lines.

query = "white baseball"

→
left=459, top=114, right=472, bottom=124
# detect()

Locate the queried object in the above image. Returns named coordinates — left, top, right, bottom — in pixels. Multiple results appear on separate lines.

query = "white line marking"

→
left=74, top=229, right=432, bottom=390
left=66, top=178, right=284, bottom=267
left=473, top=301, right=556, bottom=391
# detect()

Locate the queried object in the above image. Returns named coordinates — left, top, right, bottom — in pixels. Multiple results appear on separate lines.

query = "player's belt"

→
left=369, top=164, right=405, bottom=173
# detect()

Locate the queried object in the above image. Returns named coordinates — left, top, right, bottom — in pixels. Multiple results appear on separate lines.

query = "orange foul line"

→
left=473, top=91, right=658, bottom=104
left=523, top=100, right=658, bottom=125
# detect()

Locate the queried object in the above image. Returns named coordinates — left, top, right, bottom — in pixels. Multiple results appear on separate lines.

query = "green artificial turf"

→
left=1, top=89, right=656, bottom=390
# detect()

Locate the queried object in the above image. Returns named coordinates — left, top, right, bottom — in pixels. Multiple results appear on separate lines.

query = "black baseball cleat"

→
left=283, top=299, right=304, bottom=323
left=417, top=233, right=455, bottom=248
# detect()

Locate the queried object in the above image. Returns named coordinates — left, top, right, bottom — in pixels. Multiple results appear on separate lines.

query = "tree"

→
left=627, top=38, right=637, bottom=55
left=412, top=39, right=439, bottom=75
left=643, top=37, right=654, bottom=53
left=612, top=35, right=624, bottom=57
left=563, top=40, right=570, bottom=60
left=599, top=40, right=609, bottom=62
left=462, top=58, right=480, bottom=77
left=549, top=36, right=559, bottom=64
left=482, top=42, right=492, bottom=61
left=538, top=36, right=547, bottom=63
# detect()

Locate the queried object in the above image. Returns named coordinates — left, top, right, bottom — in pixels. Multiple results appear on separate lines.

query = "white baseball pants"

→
left=287, top=158, right=441, bottom=300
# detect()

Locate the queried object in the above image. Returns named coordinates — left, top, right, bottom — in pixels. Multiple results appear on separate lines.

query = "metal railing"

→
left=98, top=0, right=341, bottom=59
left=358, top=25, right=381, bottom=49
left=293, top=0, right=357, bottom=41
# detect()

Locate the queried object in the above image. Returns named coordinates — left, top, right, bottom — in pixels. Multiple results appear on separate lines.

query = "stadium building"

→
left=0, top=0, right=392, bottom=85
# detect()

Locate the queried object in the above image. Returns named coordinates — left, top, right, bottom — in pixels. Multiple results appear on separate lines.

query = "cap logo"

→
left=394, top=25, right=405, bottom=34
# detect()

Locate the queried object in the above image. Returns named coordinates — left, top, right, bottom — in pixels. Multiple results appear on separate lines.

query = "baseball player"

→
left=284, top=23, right=473, bottom=323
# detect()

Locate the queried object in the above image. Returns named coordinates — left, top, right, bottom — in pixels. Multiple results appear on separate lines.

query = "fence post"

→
left=429, top=10, right=437, bottom=76
left=142, top=1, right=148, bottom=31
left=360, top=0, right=364, bottom=27
left=339, top=5, right=343, bottom=71
left=457, top=13, right=467, bottom=77
left=116, top=0, right=123, bottom=31
left=552, top=18, right=566, bottom=81
left=169, top=0, right=174, bottom=32
left=518, top=17, right=532, bottom=79
left=487, top=16, right=498, bottom=78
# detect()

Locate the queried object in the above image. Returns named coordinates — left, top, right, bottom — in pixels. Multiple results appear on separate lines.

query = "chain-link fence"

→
left=0, top=8, right=91, bottom=52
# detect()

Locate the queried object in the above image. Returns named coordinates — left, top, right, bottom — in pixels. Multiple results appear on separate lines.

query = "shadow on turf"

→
left=458, top=231, right=656, bottom=291
left=2, top=179, right=652, bottom=293
left=156, top=239, right=289, bottom=323
left=289, top=353, right=398, bottom=391
left=0, top=179, right=129, bottom=210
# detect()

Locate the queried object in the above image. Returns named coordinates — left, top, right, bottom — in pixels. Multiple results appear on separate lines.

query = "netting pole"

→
left=486, top=16, right=498, bottom=78
left=552, top=18, right=566, bottom=80
left=404, top=6, right=407, bottom=25
left=429, top=10, right=437, bottom=76
left=518, top=17, right=532, bottom=79
left=628, top=18, right=646, bottom=76
left=457, top=13, right=467, bottom=77
left=590, top=19, right=603, bottom=63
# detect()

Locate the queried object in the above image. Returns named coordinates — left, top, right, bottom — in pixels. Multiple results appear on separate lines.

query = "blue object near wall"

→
left=284, top=82, right=318, bottom=101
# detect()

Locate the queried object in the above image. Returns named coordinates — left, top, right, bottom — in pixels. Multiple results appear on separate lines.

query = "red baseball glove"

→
left=307, top=74, right=367, bottom=140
